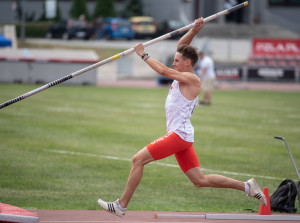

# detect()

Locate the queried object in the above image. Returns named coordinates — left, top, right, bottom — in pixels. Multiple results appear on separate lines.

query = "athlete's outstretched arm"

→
left=177, top=17, right=204, bottom=48
left=134, top=43, right=197, bottom=85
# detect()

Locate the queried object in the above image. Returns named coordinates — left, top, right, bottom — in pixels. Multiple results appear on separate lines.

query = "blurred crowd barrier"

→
left=0, top=48, right=98, bottom=85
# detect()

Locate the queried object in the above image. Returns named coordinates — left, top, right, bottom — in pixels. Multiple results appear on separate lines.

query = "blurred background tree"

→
left=70, top=0, right=89, bottom=20
left=121, top=0, right=143, bottom=17
left=93, top=0, right=116, bottom=18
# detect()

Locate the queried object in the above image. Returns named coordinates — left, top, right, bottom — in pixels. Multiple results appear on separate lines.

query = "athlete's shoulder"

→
left=179, top=72, right=200, bottom=87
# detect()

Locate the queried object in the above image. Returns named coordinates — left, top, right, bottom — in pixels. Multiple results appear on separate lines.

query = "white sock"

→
left=117, top=202, right=127, bottom=211
left=244, top=182, right=250, bottom=195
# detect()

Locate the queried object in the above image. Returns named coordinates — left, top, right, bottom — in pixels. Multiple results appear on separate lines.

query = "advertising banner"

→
left=253, top=39, right=300, bottom=55
left=215, top=66, right=241, bottom=80
left=247, top=68, right=296, bottom=81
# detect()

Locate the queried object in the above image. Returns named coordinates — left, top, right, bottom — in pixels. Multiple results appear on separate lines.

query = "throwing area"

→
left=36, top=210, right=300, bottom=223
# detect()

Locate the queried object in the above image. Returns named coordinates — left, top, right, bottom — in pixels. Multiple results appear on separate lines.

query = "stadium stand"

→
left=247, top=39, right=300, bottom=69
left=247, top=53, right=299, bottom=68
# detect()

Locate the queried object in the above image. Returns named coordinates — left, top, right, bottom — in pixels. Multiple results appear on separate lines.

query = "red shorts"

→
left=146, top=132, right=200, bottom=173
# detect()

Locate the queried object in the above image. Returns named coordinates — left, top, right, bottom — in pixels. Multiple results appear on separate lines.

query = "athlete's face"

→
left=173, top=52, right=190, bottom=72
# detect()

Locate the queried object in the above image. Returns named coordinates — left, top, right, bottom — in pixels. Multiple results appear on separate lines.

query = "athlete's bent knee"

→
left=132, top=147, right=154, bottom=167
left=131, top=153, right=147, bottom=167
left=191, top=177, right=206, bottom=188
left=132, top=154, right=141, bottom=166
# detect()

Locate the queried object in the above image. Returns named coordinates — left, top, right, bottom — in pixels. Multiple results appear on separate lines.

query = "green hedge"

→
left=15, top=21, right=54, bottom=38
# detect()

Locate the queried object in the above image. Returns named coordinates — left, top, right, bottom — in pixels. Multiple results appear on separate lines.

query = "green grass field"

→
left=0, top=84, right=299, bottom=213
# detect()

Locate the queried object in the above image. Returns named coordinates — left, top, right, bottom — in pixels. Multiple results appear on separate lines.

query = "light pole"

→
left=20, top=0, right=26, bottom=42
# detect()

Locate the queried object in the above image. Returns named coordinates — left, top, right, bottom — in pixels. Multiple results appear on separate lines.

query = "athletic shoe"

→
left=97, top=199, right=126, bottom=217
left=247, top=178, right=267, bottom=206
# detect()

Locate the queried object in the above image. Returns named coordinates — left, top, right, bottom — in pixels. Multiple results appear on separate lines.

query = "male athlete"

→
left=98, top=18, right=266, bottom=217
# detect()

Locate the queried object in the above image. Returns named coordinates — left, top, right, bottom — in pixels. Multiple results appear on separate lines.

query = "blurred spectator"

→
left=95, top=16, right=104, bottom=39
left=79, top=14, right=87, bottom=24
left=195, top=51, right=216, bottom=106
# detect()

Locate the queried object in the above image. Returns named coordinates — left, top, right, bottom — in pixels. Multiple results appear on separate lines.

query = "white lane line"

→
left=44, top=149, right=283, bottom=181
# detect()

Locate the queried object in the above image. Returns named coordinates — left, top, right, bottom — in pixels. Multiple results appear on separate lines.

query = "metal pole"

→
left=20, top=0, right=26, bottom=42
left=0, top=1, right=249, bottom=109
left=194, top=0, right=200, bottom=20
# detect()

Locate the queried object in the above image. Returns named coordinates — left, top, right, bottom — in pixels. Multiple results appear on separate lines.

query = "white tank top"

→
left=165, top=80, right=198, bottom=142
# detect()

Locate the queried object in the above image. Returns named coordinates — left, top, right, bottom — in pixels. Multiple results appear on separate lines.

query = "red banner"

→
left=253, top=39, right=300, bottom=55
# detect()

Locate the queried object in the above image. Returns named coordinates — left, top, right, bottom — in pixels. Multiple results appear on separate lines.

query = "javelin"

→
left=0, top=1, right=248, bottom=109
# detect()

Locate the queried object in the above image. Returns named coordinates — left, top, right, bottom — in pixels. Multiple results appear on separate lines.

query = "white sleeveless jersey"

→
left=165, top=80, right=198, bottom=142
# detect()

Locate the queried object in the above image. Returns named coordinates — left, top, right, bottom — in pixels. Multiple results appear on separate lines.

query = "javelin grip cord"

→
left=0, top=1, right=248, bottom=109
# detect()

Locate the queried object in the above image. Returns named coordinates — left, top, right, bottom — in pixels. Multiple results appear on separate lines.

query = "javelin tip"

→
left=244, top=1, right=248, bottom=6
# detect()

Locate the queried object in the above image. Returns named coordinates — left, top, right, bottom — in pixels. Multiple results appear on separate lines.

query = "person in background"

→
left=195, top=51, right=216, bottom=105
